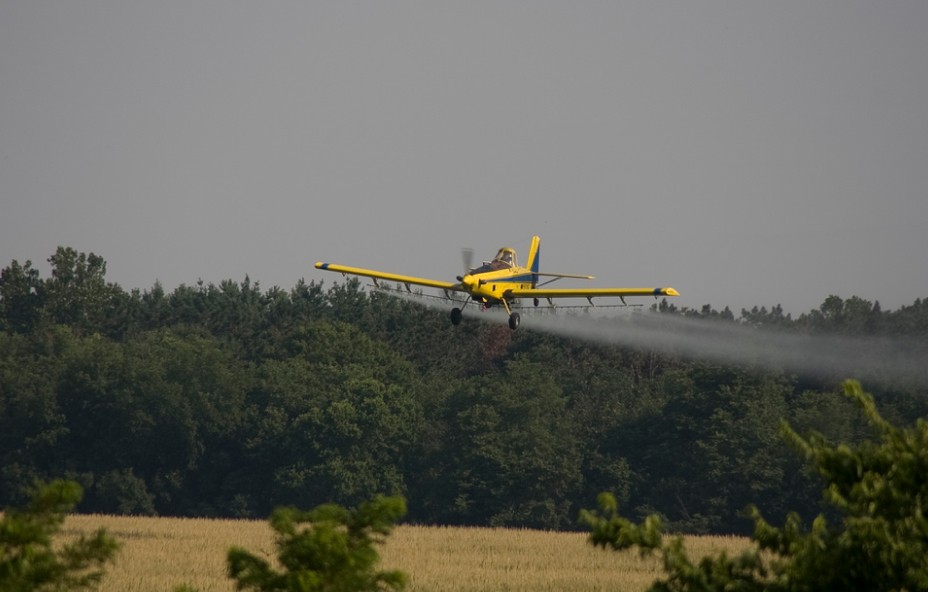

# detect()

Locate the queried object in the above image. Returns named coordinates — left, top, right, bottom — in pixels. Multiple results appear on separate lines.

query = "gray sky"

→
left=2, top=2, right=926, bottom=316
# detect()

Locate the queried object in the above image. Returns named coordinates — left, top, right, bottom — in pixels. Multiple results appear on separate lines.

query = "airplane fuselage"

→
left=459, top=267, right=534, bottom=306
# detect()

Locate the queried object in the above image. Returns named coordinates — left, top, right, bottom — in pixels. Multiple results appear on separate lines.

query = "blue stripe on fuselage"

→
left=500, top=273, right=536, bottom=283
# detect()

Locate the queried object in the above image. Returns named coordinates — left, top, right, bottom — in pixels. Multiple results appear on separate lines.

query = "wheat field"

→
left=62, top=514, right=749, bottom=592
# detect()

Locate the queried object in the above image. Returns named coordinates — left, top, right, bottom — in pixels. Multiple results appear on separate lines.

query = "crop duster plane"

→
left=315, top=235, right=679, bottom=330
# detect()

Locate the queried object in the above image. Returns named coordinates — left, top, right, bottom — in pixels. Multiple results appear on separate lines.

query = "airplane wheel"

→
left=508, top=312, right=520, bottom=330
left=451, top=308, right=463, bottom=326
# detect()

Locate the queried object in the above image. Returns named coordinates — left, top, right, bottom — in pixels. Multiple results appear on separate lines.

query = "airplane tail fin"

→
left=526, top=235, right=541, bottom=286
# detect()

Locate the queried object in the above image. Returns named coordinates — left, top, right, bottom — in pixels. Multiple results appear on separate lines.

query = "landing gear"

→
left=499, top=298, right=520, bottom=331
left=450, top=299, right=520, bottom=330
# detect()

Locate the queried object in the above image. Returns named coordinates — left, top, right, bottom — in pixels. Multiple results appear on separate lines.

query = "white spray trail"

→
left=390, top=289, right=926, bottom=387
left=513, top=309, right=928, bottom=387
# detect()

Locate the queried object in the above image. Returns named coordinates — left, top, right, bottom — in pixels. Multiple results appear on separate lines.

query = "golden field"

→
left=62, top=514, right=749, bottom=592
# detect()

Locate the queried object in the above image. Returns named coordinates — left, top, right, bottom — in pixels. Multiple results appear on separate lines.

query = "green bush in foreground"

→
left=227, top=496, right=408, bottom=592
left=0, top=480, right=119, bottom=592
left=581, top=379, right=928, bottom=591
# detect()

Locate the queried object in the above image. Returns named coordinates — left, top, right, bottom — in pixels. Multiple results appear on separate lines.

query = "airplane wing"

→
left=314, top=262, right=461, bottom=291
left=507, top=286, right=680, bottom=299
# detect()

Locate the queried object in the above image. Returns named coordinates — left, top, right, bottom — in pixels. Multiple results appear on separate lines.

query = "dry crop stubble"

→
left=62, top=514, right=274, bottom=592
left=62, top=515, right=749, bottom=592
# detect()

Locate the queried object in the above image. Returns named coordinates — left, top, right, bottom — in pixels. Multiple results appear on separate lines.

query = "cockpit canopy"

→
left=493, top=247, right=517, bottom=268
left=469, top=246, right=518, bottom=274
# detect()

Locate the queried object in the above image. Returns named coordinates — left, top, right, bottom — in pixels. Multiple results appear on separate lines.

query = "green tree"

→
left=0, top=332, right=68, bottom=507
left=0, top=480, right=119, bottom=592
left=227, top=496, right=407, bottom=592
left=580, top=380, right=928, bottom=591
left=54, top=334, right=187, bottom=514
left=740, top=304, right=792, bottom=328
left=246, top=321, right=423, bottom=514
left=0, top=259, right=44, bottom=333
left=610, top=366, right=793, bottom=534
left=799, top=295, right=883, bottom=335
left=884, top=297, right=928, bottom=337
left=420, top=357, right=582, bottom=528
left=43, top=247, right=122, bottom=335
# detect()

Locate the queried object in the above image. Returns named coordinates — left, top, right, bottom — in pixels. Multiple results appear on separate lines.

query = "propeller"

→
left=461, top=248, right=474, bottom=274
left=457, top=248, right=474, bottom=283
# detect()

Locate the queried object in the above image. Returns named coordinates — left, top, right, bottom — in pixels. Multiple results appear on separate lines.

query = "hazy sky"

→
left=2, top=2, right=926, bottom=316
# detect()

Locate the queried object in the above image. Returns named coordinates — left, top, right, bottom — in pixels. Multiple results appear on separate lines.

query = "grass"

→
left=62, top=514, right=749, bottom=592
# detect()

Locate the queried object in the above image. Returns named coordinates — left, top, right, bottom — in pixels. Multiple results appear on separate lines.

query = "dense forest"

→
left=2, top=247, right=927, bottom=534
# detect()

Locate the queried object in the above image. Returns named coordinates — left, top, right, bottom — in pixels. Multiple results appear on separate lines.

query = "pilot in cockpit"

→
left=494, top=248, right=516, bottom=268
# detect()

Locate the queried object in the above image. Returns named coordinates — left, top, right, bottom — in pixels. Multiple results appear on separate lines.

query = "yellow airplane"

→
left=315, top=235, right=679, bottom=330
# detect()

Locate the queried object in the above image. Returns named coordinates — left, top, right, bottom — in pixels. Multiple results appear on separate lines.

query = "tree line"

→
left=7, top=379, right=926, bottom=592
left=2, top=247, right=927, bottom=533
